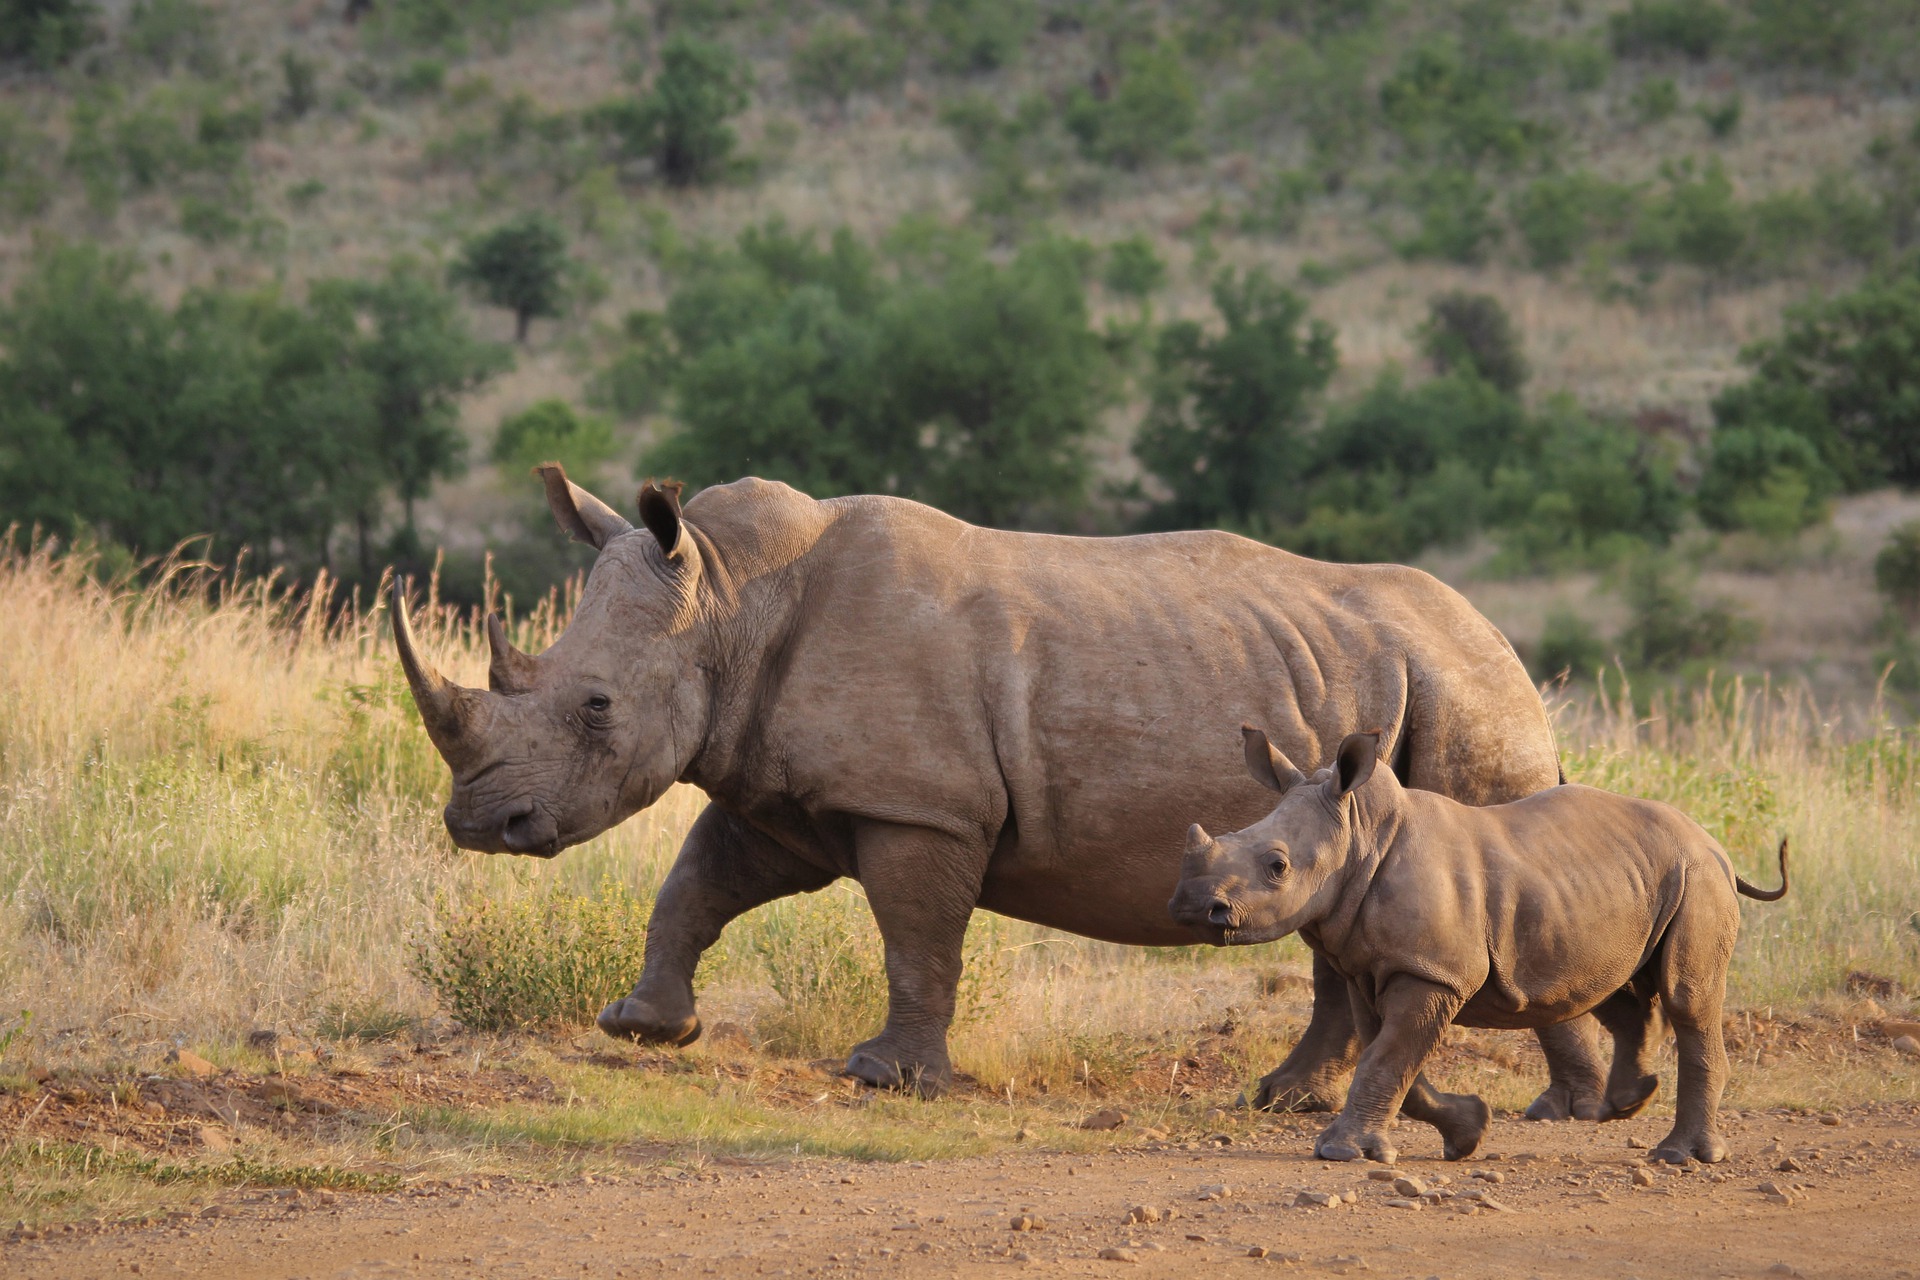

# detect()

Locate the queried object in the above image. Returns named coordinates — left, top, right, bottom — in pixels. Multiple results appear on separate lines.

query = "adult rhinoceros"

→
left=393, top=467, right=1606, bottom=1117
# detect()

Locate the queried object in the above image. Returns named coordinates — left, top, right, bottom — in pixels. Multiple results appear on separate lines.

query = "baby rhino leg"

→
left=1401, top=1072, right=1491, bottom=1161
left=1590, top=982, right=1661, bottom=1120
left=1652, top=898, right=1737, bottom=1165
left=1315, top=978, right=1466, bottom=1165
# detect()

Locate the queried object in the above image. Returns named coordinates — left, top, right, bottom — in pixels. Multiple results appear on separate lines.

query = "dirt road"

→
left=11, top=1104, right=1918, bottom=1280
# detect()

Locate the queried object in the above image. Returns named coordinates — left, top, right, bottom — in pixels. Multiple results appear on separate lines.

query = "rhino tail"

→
left=1737, top=837, right=1790, bottom=902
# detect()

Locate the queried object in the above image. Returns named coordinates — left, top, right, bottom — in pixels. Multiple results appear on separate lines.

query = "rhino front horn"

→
left=391, top=580, right=483, bottom=768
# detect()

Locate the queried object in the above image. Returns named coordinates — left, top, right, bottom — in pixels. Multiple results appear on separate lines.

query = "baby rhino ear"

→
left=1332, top=730, right=1382, bottom=799
left=637, top=478, right=688, bottom=559
left=1242, top=724, right=1307, bottom=794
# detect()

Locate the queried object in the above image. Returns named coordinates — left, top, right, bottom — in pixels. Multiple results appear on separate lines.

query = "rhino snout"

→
left=500, top=802, right=561, bottom=858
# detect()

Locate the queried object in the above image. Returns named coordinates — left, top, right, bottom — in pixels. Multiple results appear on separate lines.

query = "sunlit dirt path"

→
left=12, top=1105, right=1918, bottom=1280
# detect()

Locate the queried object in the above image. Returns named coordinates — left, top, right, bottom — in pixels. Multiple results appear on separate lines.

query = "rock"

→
left=1391, top=1175, right=1428, bottom=1197
left=1009, top=1215, right=1046, bottom=1232
left=1248, top=1246, right=1271, bottom=1258
left=1383, top=1198, right=1422, bottom=1210
left=247, top=1029, right=279, bottom=1051
left=1818, top=1114, right=1842, bottom=1127
left=1293, top=1191, right=1338, bottom=1209
left=1470, top=1169, right=1505, bottom=1185
left=1625, top=1135, right=1648, bottom=1149
left=1185, top=1234, right=1208, bottom=1243
left=1892, top=1035, right=1920, bottom=1059
left=1124, top=1205, right=1161, bottom=1225
left=195, top=1126, right=233, bottom=1153
left=1014, top=1128, right=1032, bottom=1141
left=1196, top=1184, right=1232, bottom=1201
left=1366, top=1168, right=1397, bottom=1182
left=1631, top=1167, right=1655, bottom=1187
left=1079, top=1108, right=1128, bottom=1131
left=1136, top=1127, right=1169, bottom=1143
left=1776, top=1156, right=1804, bottom=1173
left=166, top=1049, right=217, bottom=1078
left=1768, top=1265, right=1804, bottom=1278
left=1098, top=1247, right=1137, bottom=1263
left=1339, top=1189, right=1358, bottom=1204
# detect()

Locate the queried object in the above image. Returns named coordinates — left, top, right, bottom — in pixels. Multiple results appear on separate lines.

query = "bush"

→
left=1064, top=42, right=1198, bottom=170
left=411, top=882, right=652, bottom=1032
left=451, top=214, right=570, bottom=343
left=124, top=0, right=217, bottom=75
left=1102, top=234, right=1166, bottom=302
left=588, top=309, right=677, bottom=419
left=1241, top=168, right=1318, bottom=237
left=1510, top=172, right=1640, bottom=271
left=1135, top=268, right=1338, bottom=530
left=1399, top=169, right=1499, bottom=265
left=1742, top=0, right=1861, bottom=74
left=492, top=399, right=616, bottom=481
left=593, top=33, right=750, bottom=186
left=1875, top=521, right=1920, bottom=619
left=928, top=0, right=1032, bottom=74
left=1697, top=94, right=1741, bottom=139
left=0, top=0, right=98, bottom=68
left=790, top=16, right=900, bottom=107
left=279, top=51, right=319, bottom=119
left=1616, top=555, right=1756, bottom=672
left=1695, top=426, right=1832, bottom=536
left=1608, top=0, right=1730, bottom=61
left=1377, top=30, right=1548, bottom=169
left=1631, top=75, right=1681, bottom=124
left=1633, top=159, right=1745, bottom=273
left=1534, top=608, right=1612, bottom=682
left=1419, top=291, right=1527, bottom=394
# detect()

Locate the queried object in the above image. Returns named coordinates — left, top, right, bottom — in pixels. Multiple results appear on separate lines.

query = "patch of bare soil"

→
left=13, top=1104, right=1919, bottom=1280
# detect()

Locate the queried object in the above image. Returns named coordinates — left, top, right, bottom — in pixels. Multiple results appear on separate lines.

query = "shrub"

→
left=1616, top=555, right=1756, bottom=671
left=1399, top=169, right=1498, bottom=265
left=1631, top=75, right=1681, bottom=124
left=124, top=0, right=217, bottom=75
left=1378, top=29, right=1548, bottom=169
left=1557, top=38, right=1611, bottom=91
left=1608, top=0, right=1730, bottom=61
left=0, top=0, right=98, bottom=68
left=1511, top=172, right=1640, bottom=271
left=411, top=882, right=652, bottom=1032
left=1419, top=291, right=1527, bottom=394
left=1064, top=42, right=1198, bottom=170
left=1875, top=521, right=1920, bottom=619
left=1742, top=0, right=1861, bottom=74
left=1241, top=168, right=1318, bottom=237
left=280, top=51, right=319, bottom=119
left=1102, top=235, right=1166, bottom=302
left=1635, top=159, right=1745, bottom=273
left=1695, top=426, right=1832, bottom=536
left=593, top=33, right=750, bottom=186
left=1534, top=609, right=1612, bottom=682
left=928, top=0, right=1032, bottom=74
left=1697, top=94, right=1742, bottom=139
left=451, top=214, right=570, bottom=343
left=588, top=309, right=677, bottom=419
left=790, top=16, right=900, bottom=107
left=1135, top=268, right=1338, bottom=530
left=492, top=399, right=616, bottom=481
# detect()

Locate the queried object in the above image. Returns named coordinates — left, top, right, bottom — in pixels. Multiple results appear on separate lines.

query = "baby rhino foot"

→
left=1523, top=1081, right=1608, bottom=1123
left=1602, top=1074, right=1659, bottom=1122
left=1314, top=1124, right=1398, bottom=1165
left=1651, top=1130, right=1728, bottom=1165
left=1431, top=1093, right=1492, bottom=1161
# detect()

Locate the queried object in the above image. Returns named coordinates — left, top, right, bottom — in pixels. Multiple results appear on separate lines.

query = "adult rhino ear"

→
left=1242, top=724, right=1307, bottom=794
left=1332, top=729, right=1382, bottom=800
left=637, top=478, right=688, bottom=560
left=537, top=463, right=633, bottom=550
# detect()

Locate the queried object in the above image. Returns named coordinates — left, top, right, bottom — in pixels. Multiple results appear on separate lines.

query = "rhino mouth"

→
left=501, top=804, right=563, bottom=858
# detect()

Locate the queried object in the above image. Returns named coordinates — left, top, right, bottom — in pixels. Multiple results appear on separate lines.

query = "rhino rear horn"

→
left=486, top=613, right=537, bottom=694
left=1242, top=725, right=1308, bottom=795
left=391, top=580, right=484, bottom=770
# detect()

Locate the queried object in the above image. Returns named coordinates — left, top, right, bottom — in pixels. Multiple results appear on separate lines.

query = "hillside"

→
left=2, top=0, right=1919, bottom=696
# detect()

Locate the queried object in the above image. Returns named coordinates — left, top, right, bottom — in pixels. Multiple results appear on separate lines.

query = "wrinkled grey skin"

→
left=1170, top=726, right=1790, bottom=1166
left=395, top=466, right=1604, bottom=1106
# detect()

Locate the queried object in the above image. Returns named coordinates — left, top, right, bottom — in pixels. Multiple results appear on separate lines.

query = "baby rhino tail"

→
left=1737, top=837, right=1790, bottom=902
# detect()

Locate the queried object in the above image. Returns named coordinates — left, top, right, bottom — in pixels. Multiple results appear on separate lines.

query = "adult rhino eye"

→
left=585, top=694, right=612, bottom=714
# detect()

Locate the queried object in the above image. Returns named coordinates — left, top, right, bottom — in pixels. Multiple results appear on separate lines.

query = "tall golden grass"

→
left=0, top=544, right=1913, bottom=1093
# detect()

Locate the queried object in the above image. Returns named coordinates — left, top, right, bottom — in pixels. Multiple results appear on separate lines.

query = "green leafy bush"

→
left=1065, top=42, right=1198, bottom=170
left=492, top=399, right=616, bottom=481
left=589, top=309, right=677, bottom=419
left=592, top=33, right=750, bottom=186
left=1742, top=0, right=1861, bottom=74
left=1874, top=521, right=1920, bottom=619
left=1534, top=609, right=1612, bottom=682
left=411, top=882, right=652, bottom=1032
left=1697, top=94, right=1742, bottom=138
left=1378, top=28, right=1548, bottom=169
left=1510, top=171, right=1640, bottom=270
left=0, top=0, right=98, bottom=68
left=124, top=0, right=218, bottom=75
left=1695, top=425, right=1832, bottom=536
left=1615, top=555, right=1757, bottom=672
left=451, top=214, right=570, bottom=343
left=1608, top=0, right=1730, bottom=61
left=1419, top=291, right=1527, bottom=394
left=1398, top=169, right=1499, bottom=264
left=1633, top=158, right=1745, bottom=273
left=1631, top=75, right=1681, bottom=124
left=928, top=0, right=1033, bottom=74
left=1102, top=234, right=1166, bottom=302
left=790, top=16, right=900, bottom=107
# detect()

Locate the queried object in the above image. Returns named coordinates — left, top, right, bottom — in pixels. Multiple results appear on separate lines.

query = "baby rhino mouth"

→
left=501, top=803, right=561, bottom=857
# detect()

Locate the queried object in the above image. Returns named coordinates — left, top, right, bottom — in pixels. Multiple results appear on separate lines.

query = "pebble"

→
left=1366, top=1169, right=1398, bottom=1183
left=1383, top=1198, right=1422, bottom=1210
left=1470, top=1169, right=1505, bottom=1185
left=1631, top=1168, right=1655, bottom=1187
left=1009, top=1215, right=1046, bottom=1232
left=1776, top=1157, right=1804, bottom=1173
left=1196, top=1184, right=1232, bottom=1201
left=1293, top=1191, right=1338, bottom=1209
left=195, top=1126, right=233, bottom=1153
left=167, top=1049, right=217, bottom=1078
left=1124, top=1205, right=1161, bottom=1225
left=1625, top=1136, right=1649, bottom=1149
left=1391, top=1176, right=1428, bottom=1197
left=1079, top=1109, right=1128, bottom=1131
left=1893, top=1036, right=1920, bottom=1059
left=1768, top=1265, right=1804, bottom=1278
left=1098, top=1246, right=1138, bottom=1263
left=1248, top=1246, right=1271, bottom=1258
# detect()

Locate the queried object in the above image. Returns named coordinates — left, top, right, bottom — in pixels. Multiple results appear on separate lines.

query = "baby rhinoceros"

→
left=1169, top=726, right=1788, bottom=1167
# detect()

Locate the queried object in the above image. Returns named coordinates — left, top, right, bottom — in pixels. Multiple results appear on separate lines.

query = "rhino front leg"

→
left=601, top=804, right=834, bottom=1045
left=1250, top=951, right=1358, bottom=1113
left=842, top=819, right=990, bottom=1099
left=1314, top=977, right=1465, bottom=1165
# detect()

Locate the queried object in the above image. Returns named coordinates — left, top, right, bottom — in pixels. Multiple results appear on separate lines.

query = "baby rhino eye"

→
left=1266, top=852, right=1289, bottom=879
left=585, top=694, right=612, bottom=714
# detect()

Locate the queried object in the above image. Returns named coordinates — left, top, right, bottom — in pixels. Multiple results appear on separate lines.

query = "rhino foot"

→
left=844, top=1039, right=951, bottom=1099
left=1314, top=1124, right=1396, bottom=1165
left=597, top=998, right=701, bottom=1047
left=1250, top=1067, right=1346, bottom=1114
left=1651, top=1130, right=1727, bottom=1165
left=1602, top=1073, right=1659, bottom=1121
left=1522, top=1081, right=1608, bottom=1123
left=1433, top=1093, right=1492, bottom=1161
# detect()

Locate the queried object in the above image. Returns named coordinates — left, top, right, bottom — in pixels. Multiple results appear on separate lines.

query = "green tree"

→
left=1419, top=291, right=1528, bottom=395
left=1695, top=425, right=1832, bottom=536
left=596, top=33, right=750, bottom=187
left=1064, top=42, right=1198, bottom=170
left=1875, top=520, right=1920, bottom=620
left=451, top=214, right=569, bottom=343
left=0, top=0, right=98, bottom=68
left=493, top=399, right=617, bottom=481
left=1134, top=268, right=1338, bottom=529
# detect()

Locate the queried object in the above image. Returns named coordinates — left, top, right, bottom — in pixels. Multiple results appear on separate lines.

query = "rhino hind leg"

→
left=1590, top=983, right=1662, bottom=1120
left=1650, top=902, right=1733, bottom=1165
left=1400, top=1072, right=1491, bottom=1161
left=1522, top=1018, right=1610, bottom=1122
left=1249, top=952, right=1358, bottom=1113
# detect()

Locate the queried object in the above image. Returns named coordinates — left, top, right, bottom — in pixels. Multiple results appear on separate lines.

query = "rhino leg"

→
left=1401, top=1072, right=1491, bottom=1161
left=600, top=804, right=834, bottom=1045
left=1250, top=952, right=1357, bottom=1113
left=1591, top=985, right=1662, bottom=1120
left=1651, top=906, right=1732, bottom=1165
left=1314, top=977, right=1464, bottom=1165
left=841, top=820, right=990, bottom=1099
left=1523, top=1017, right=1610, bottom=1122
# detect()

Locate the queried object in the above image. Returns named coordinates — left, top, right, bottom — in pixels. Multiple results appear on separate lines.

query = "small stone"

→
left=1383, top=1198, right=1421, bottom=1210
left=1136, top=1127, right=1168, bottom=1143
left=166, top=1049, right=217, bottom=1078
left=1248, top=1246, right=1270, bottom=1258
left=1014, top=1128, right=1032, bottom=1141
left=1079, top=1108, right=1128, bottom=1131
left=199, top=1205, right=226, bottom=1219
left=1391, top=1175, right=1428, bottom=1197
left=1196, top=1184, right=1232, bottom=1201
left=1098, top=1247, right=1138, bottom=1263
left=1124, top=1205, right=1161, bottom=1225
left=1293, top=1191, right=1337, bottom=1209
left=247, top=1029, right=279, bottom=1050
left=1185, top=1234, right=1208, bottom=1242
left=1366, top=1169, right=1397, bottom=1182
left=314, top=1191, right=337, bottom=1207
left=1768, top=1264, right=1804, bottom=1278
left=1893, top=1036, right=1920, bottom=1059
left=195, top=1126, right=233, bottom=1153
left=1625, top=1135, right=1648, bottom=1149
left=1009, top=1215, right=1046, bottom=1232
left=1470, top=1169, right=1505, bottom=1185
left=1631, top=1168, right=1655, bottom=1187
left=1776, top=1157, right=1804, bottom=1173
left=1339, top=1189, right=1358, bottom=1204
